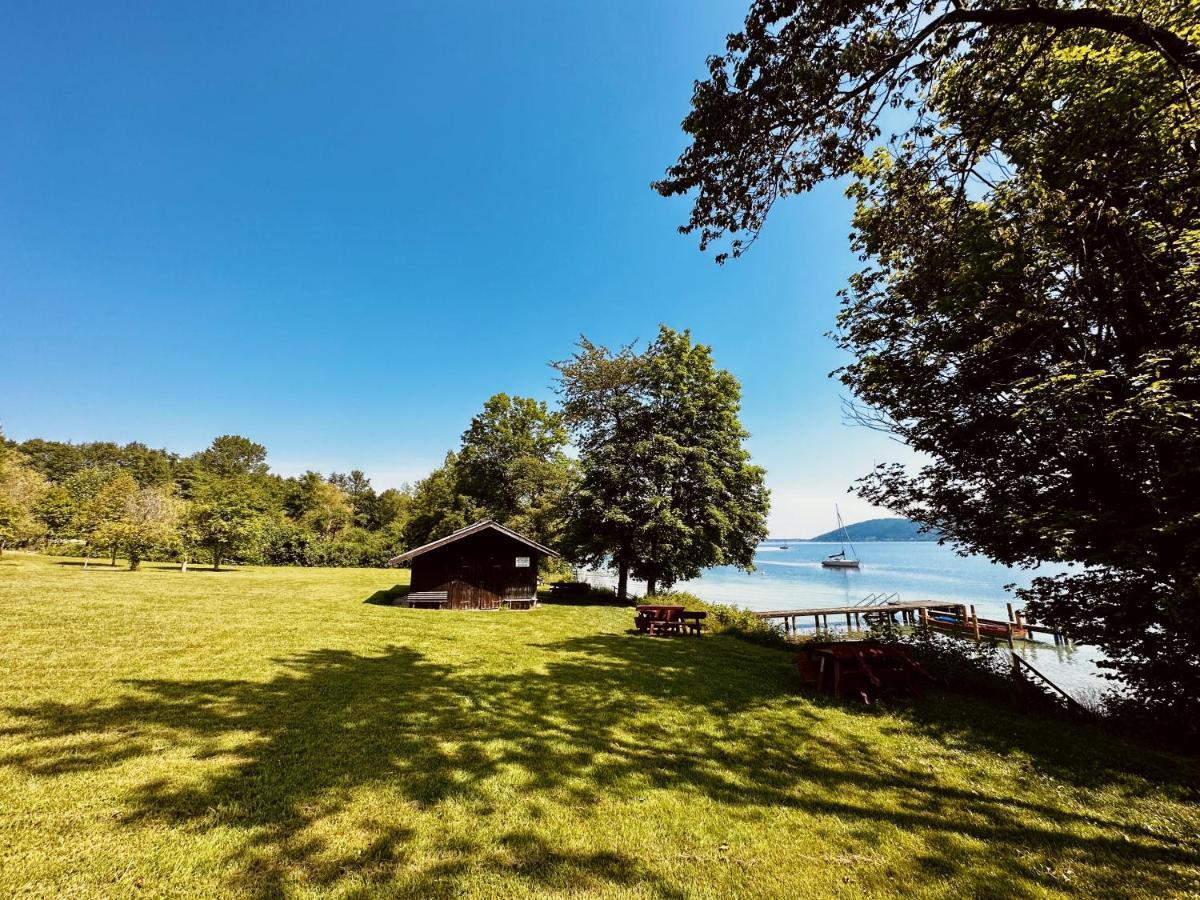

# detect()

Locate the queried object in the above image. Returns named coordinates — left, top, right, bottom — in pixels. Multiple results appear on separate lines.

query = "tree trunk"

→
left=83, top=547, right=90, bottom=569
left=646, top=577, right=658, bottom=598
left=0, top=540, right=5, bottom=558
left=181, top=554, right=189, bottom=573
left=212, top=548, right=221, bottom=571
left=110, top=545, right=118, bottom=566
left=129, top=554, right=140, bottom=571
left=616, top=560, right=629, bottom=603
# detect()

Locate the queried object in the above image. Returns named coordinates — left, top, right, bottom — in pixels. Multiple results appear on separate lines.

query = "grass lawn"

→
left=1, top=554, right=1197, bottom=898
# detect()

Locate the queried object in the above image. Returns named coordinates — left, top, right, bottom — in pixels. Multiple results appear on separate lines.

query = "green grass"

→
left=1, top=554, right=1197, bottom=898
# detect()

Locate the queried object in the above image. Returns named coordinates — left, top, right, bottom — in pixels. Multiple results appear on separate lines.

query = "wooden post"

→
left=1006, top=620, right=1014, bottom=649
left=1006, top=602, right=1014, bottom=623
left=845, top=612, right=852, bottom=631
left=970, top=605, right=981, bottom=642
left=920, top=607, right=929, bottom=627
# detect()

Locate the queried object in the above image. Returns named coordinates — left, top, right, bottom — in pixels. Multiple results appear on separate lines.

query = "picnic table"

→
left=634, top=605, right=707, bottom=636
left=795, top=640, right=932, bottom=703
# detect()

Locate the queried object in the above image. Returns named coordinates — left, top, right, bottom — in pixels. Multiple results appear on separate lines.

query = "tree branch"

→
left=950, top=6, right=1200, bottom=74
left=843, top=3, right=1200, bottom=104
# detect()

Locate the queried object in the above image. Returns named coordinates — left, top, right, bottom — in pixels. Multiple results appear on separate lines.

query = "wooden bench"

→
left=678, top=610, right=707, bottom=635
left=504, top=597, right=537, bottom=611
left=407, top=591, right=449, bottom=609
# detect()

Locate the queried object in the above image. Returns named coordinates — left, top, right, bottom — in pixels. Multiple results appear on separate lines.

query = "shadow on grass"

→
left=2, top=633, right=1197, bottom=895
left=363, top=584, right=409, bottom=606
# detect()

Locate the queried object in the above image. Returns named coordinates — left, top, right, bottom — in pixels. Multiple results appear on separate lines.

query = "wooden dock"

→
left=755, top=600, right=963, bottom=634
left=755, top=599, right=1071, bottom=648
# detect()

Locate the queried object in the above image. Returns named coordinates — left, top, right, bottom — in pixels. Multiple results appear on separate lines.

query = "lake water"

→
left=586, top=541, right=1108, bottom=702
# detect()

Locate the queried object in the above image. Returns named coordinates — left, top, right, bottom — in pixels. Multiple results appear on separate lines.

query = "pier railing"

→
left=1010, top=652, right=1091, bottom=716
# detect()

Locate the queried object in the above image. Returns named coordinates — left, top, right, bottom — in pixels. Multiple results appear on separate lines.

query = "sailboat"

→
left=821, top=505, right=861, bottom=569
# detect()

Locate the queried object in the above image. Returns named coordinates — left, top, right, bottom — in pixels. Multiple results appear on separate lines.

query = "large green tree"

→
left=457, top=393, right=574, bottom=545
left=554, top=326, right=770, bottom=598
left=657, top=0, right=1200, bottom=726
left=186, top=478, right=265, bottom=570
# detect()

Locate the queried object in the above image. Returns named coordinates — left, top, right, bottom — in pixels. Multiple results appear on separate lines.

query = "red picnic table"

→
left=634, top=605, right=707, bottom=636
left=794, top=640, right=932, bottom=703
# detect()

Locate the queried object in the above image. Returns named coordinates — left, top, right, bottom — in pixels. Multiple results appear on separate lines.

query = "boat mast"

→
left=836, top=504, right=858, bottom=560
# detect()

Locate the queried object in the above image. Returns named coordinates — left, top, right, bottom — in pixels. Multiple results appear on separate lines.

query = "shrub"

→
left=643, top=591, right=789, bottom=648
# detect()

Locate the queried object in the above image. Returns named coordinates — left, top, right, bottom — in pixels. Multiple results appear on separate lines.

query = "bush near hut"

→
left=643, top=591, right=789, bottom=648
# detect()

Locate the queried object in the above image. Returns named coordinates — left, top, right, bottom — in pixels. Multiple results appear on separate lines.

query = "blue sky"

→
left=0, top=0, right=913, bottom=536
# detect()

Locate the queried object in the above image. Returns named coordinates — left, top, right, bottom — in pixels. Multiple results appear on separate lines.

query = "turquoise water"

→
left=587, top=541, right=1108, bottom=701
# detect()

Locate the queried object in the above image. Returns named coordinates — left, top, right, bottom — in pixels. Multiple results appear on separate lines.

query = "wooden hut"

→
left=386, top=520, right=558, bottom=610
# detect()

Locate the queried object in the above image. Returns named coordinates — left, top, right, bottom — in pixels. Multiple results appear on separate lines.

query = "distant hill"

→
left=805, top=518, right=940, bottom=543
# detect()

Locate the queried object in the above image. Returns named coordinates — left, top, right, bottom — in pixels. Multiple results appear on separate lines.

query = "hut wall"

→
left=410, top=528, right=541, bottom=610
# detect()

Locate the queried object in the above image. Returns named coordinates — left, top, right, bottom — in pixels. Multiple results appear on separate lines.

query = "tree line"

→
left=0, top=326, right=770, bottom=595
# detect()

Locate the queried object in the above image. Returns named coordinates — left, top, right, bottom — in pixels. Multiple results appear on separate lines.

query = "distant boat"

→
left=821, top=506, right=861, bottom=569
left=779, top=544, right=789, bottom=550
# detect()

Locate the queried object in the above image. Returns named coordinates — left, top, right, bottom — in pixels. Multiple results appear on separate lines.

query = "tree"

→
left=99, top=486, right=180, bottom=570
left=551, top=339, right=644, bottom=599
left=328, top=470, right=380, bottom=529
left=657, top=0, right=1200, bottom=727
left=374, top=487, right=413, bottom=531
left=0, top=449, right=48, bottom=555
left=94, top=472, right=140, bottom=566
left=554, top=326, right=770, bottom=597
left=193, top=435, right=269, bottom=480
left=403, top=453, right=483, bottom=550
left=655, top=0, right=1199, bottom=261
left=301, top=480, right=352, bottom=539
left=176, top=502, right=199, bottom=572
left=457, top=393, right=574, bottom=545
left=34, top=485, right=74, bottom=548
left=68, top=469, right=136, bottom=567
left=186, top=478, right=264, bottom=570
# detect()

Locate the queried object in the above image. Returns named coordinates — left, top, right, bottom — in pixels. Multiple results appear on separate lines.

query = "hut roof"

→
left=386, top=520, right=560, bottom=566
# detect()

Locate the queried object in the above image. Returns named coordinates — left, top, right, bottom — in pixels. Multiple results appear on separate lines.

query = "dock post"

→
left=1006, top=602, right=1014, bottom=624
left=970, top=605, right=981, bottom=642
left=845, top=612, right=852, bottom=631
left=920, top=607, right=929, bottom=627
